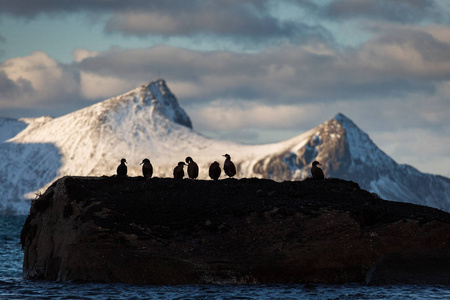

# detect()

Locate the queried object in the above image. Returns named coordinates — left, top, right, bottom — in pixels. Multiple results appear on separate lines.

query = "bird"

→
left=223, top=154, right=236, bottom=178
left=140, top=158, right=153, bottom=179
left=117, top=158, right=127, bottom=177
left=209, top=161, right=221, bottom=180
left=185, top=156, right=199, bottom=179
left=311, top=161, right=325, bottom=180
left=173, top=162, right=186, bottom=180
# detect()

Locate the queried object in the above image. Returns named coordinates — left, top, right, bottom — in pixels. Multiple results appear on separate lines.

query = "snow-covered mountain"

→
left=1, top=79, right=450, bottom=214
left=242, top=113, right=450, bottom=212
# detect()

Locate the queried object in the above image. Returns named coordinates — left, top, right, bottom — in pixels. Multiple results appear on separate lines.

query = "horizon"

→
left=0, top=1, right=449, bottom=177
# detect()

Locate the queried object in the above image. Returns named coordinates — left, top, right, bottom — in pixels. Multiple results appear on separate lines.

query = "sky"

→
left=0, top=0, right=449, bottom=177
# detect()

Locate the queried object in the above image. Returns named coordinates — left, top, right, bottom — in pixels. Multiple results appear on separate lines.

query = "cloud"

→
left=104, top=8, right=300, bottom=39
left=0, top=0, right=129, bottom=17
left=324, top=0, right=440, bottom=23
left=3, top=0, right=440, bottom=25
left=0, top=0, right=305, bottom=17
left=189, top=101, right=322, bottom=131
left=4, top=24, right=450, bottom=117
left=0, top=70, right=34, bottom=101
left=72, top=49, right=134, bottom=99
left=0, top=0, right=325, bottom=42
left=79, top=72, right=136, bottom=100
left=74, top=25, right=450, bottom=107
left=76, top=44, right=317, bottom=102
left=0, top=51, right=79, bottom=108
left=371, top=127, right=450, bottom=176
left=72, top=48, right=98, bottom=63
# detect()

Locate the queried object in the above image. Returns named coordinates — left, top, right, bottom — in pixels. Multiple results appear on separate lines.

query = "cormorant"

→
left=117, top=158, right=127, bottom=177
left=173, top=162, right=186, bottom=180
left=185, top=156, right=199, bottom=179
left=140, top=158, right=153, bottom=179
left=209, top=161, right=221, bottom=180
left=223, top=154, right=236, bottom=178
left=311, top=161, right=324, bottom=180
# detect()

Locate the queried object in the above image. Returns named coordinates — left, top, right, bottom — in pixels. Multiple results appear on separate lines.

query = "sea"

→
left=1, top=216, right=450, bottom=300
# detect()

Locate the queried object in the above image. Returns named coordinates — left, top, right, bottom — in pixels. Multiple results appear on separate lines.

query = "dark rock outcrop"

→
left=21, top=176, right=450, bottom=285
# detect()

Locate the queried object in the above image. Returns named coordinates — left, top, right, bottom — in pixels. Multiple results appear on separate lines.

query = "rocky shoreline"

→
left=21, top=176, right=450, bottom=285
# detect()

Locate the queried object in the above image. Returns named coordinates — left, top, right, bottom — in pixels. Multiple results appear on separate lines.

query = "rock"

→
left=20, top=176, right=450, bottom=284
left=366, top=249, right=450, bottom=285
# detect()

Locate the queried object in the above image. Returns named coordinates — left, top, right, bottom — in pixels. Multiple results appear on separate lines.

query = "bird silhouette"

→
left=185, top=156, right=199, bottom=179
left=140, top=158, right=153, bottom=179
left=173, top=162, right=186, bottom=180
left=209, top=161, right=221, bottom=180
left=223, top=154, right=236, bottom=178
left=311, top=161, right=324, bottom=180
left=117, top=158, right=127, bottom=177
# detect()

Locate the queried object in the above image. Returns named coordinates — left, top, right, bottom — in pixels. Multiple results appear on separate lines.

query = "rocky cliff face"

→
left=21, top=176, right=450, bottom=285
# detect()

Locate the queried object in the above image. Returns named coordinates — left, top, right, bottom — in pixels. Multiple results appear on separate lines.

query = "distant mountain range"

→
left=1, top=79, right=449, bottom=214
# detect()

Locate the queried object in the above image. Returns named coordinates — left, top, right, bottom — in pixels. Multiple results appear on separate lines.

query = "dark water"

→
left=1, top=216, right=450, bottom=299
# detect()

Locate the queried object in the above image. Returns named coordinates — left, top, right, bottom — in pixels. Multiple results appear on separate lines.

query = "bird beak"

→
left=140, top=162, right=143, bottom=165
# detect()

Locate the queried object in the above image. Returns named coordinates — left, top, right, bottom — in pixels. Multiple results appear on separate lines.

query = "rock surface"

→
left=21, top=176, right=450, bottom=285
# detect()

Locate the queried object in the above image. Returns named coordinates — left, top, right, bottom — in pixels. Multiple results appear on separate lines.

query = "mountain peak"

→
left=331, top=113, right=369, bottom=148
left=145, top=78, right=167, bottom=91
left=142, top=79, right=192, bottom=129
left=94, top=79, right=192, bottom=129
left=333, top=113, right=356, bottom=128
